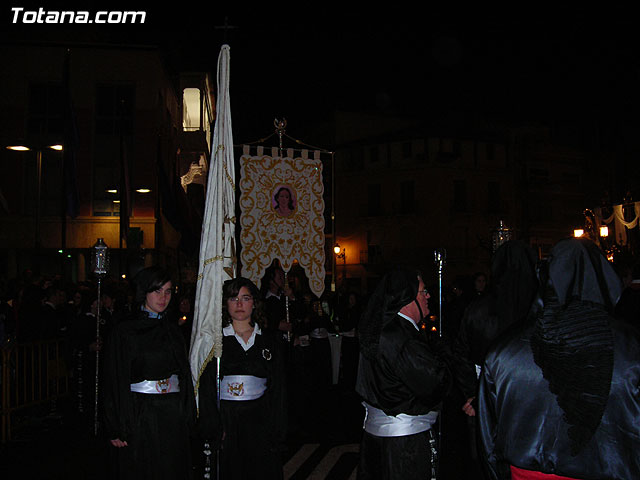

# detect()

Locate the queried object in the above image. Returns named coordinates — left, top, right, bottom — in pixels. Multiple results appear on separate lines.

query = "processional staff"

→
left=274, top=118, right=292, bottom=342
left=432, top=248, right=447, bottom=480
left=91, top=238, right=109, bottom=436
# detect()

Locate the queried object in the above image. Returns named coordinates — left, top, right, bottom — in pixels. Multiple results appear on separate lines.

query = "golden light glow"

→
left=7, top=144, right=63, bottom=151
left=333, top=244, right=342, bottom=255
left=573, top=229, right=584, bottom=238
left=600, top=226, right=609, bottom=237
left=106, top=189, right=118, bottom=194
left=136, top=188, right=151, bottom=193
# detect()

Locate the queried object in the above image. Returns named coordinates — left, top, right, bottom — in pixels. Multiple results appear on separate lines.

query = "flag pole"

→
left=189, top=44, right=236, bottom=480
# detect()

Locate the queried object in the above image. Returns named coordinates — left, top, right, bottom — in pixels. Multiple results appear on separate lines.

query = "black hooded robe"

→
left=356, top=267, right=476, bottom=479
left=478, top=238, right=640, bottom=479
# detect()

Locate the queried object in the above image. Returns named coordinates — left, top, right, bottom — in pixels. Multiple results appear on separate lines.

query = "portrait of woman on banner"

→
left=272, top=186, right=296, bottom=218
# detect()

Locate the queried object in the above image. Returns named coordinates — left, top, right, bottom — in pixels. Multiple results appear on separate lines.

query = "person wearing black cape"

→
left=355, top=266, right=476, bottom=479
left=103, top=266, right=196, bottom=479
left=455, top=239, right=539, bottom=379
left=478, top=238, right=640, bottom=479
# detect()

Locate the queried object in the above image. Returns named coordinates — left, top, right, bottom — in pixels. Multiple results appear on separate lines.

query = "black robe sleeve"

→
left=478, top=353, right=502, bottom=480
left=103, top=321, right=135, bottom=441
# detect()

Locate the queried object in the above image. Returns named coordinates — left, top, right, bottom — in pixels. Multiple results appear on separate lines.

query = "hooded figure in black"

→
left=478, top=238, right=640, bottom=480
left=356, top=267, right=476, bottom=480
left=456, top=240, right=539, bottom=373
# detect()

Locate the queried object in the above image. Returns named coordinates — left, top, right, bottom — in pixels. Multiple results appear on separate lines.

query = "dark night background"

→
left=5, top=4, right=640, bottom=146
left=2, top=5, right=640, bottom=479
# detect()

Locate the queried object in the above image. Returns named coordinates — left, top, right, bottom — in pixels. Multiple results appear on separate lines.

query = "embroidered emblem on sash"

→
left=156, top=378, right=171, bottom=394
left=262, top=348, right=272, bottom=361
left=227, top=382, right=244, bottom=397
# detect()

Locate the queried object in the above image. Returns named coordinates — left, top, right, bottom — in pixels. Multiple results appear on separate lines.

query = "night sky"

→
left=163, top=7, right=640, bottom=145
left=4, top=5, right=640, bottom=144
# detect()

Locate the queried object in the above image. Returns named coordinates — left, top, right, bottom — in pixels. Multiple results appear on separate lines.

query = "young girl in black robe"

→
left=103, top=266, right=195, bottom=480
left=198, top=277, right=286, bottom=480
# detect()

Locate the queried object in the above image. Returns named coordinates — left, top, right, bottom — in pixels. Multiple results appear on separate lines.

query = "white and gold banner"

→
left=240, top=146, right=325, bottom=297
left=190, top=45, right=236, bottom=403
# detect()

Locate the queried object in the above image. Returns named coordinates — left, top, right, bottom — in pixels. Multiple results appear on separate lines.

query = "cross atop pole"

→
left=214, top=16, right=238, bottom=43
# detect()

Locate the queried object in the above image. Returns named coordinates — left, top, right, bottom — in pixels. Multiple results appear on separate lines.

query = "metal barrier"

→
left=1, top=338, right=70, bottom=443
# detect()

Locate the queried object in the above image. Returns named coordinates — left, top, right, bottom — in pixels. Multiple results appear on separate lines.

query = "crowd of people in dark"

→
left=1, top=236, right=639, bottom=479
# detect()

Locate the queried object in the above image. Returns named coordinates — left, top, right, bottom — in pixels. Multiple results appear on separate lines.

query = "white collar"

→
left=397, top=312, right=420, bottom=331
left=224, top=323, right=261, bottom=351
left=265, top=290, right=281, bottom=300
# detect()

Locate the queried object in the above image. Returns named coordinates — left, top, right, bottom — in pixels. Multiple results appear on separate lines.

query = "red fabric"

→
left=510, top=465, right=580, bottom=480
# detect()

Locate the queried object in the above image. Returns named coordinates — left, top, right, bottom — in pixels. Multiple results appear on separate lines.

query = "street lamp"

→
left=6, top=143, right=63, bottom=249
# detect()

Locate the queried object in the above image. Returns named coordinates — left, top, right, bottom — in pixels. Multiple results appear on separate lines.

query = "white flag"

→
left=189, top=45, right=236, bottom=403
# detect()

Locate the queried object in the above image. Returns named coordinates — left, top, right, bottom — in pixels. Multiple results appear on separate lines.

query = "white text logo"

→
left=11, top=7, right=146, bottom=24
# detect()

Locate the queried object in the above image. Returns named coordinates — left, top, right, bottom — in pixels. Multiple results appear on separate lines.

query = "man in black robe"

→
left=355, top=267, right=476, bottom=479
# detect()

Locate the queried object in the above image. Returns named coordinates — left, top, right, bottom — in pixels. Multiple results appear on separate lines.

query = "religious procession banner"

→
left=239, top=145, right=325, bottom=297
left=190, top=45, right=236, bottom=403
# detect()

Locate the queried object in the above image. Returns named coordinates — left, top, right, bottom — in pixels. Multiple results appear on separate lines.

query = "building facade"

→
left=0, top=39, right=213, bottom=283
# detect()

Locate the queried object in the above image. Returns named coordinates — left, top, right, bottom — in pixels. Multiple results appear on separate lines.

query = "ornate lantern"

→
left=492, top=220, right=513, bottom=253
left=91, top=238, right=109, bottom=276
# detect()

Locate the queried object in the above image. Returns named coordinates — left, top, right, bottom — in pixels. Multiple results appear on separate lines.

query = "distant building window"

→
left=488, top=181, right=501, bottom=213
left=369, top=145, right=379, bottom=163
left=95, top=85, right=135, bottom=135
left=402, top=142, right=412, bottom=159
left=94, top=85, right=135, bottom=216
left=27, top=83, right=63, bottom=137
left=562, top=172, right=580, bottom=185
left=400, top=180, right=415, bottom=213
left=453, top=180, right=467, bottom=212
left=92, top=138, right=133, bottom=217
left=183, top=88, right=201, bottom=131
left=529, top=168, right=549, bottom=184
left=343, top=148, right=364, bottom=172
left=486, top=143, right=495, bottom=162
left=367, top=184, right=381, bottom=216
left=530, top=203, right=553, bottom=223
left=452, top=140, right=461, bottom=156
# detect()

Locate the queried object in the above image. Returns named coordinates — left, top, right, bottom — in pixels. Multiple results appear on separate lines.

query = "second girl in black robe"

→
left=198, top=277, right=286, bottom=480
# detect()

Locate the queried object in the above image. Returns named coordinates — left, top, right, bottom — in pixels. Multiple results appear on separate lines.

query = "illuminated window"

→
left=183, top=88, right=201, bottom=131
